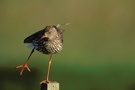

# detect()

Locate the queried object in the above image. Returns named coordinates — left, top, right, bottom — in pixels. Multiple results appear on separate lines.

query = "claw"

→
left=16, top=63, right=31, bottom=75
left=39, top=80, right=55, bottom=84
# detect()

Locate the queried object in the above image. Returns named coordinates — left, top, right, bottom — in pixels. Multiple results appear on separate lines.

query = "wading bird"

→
left=16, top=23, right=69, bottom=84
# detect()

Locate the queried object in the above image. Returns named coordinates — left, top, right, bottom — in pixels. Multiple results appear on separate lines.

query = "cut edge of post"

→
left=41, top=82, right=59, bottom=90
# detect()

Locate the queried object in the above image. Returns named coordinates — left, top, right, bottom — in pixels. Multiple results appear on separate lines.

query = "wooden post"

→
left=41, top=82, right=59, bottom=90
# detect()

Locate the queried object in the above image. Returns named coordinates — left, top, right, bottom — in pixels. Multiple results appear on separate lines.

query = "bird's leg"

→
left=40, top=55, right=54, bottom=84
left=46, top=55, right=53, bottom=82
left=16, top=48, right=35, bottom=75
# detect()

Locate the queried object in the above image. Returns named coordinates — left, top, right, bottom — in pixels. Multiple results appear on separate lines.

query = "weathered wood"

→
left=41, top=82, right=59, bottom=90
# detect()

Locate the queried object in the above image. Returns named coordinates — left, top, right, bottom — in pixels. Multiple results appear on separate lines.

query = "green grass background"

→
left=0, top=0, right=135, bottom=90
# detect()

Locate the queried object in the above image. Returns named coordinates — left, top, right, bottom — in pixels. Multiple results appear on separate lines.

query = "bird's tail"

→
left=56, top=23, right=70, bottom=28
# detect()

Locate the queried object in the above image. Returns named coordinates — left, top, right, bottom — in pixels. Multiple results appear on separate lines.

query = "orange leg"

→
left=40, top=55, right=54, bottom=84
left=16, top=48, right=35, bottom=75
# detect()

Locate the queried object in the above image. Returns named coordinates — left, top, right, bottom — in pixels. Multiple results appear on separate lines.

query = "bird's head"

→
left=41, top=23, right=69, bottom=41
left=41, top=26, right=59, bottom=40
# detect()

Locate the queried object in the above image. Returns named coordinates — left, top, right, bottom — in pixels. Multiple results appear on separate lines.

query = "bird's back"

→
left=24, top=29, right=45, bottom=43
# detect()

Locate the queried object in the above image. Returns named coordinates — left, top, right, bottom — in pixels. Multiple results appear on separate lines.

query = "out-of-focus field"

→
left=0, top=0, right=135, bottom=90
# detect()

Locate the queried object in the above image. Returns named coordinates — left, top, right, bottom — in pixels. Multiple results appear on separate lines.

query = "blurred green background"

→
left=0, top=0, right=135, bottom=90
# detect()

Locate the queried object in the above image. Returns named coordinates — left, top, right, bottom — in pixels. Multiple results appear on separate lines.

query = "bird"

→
left=16, top=23, right=69, bottom=84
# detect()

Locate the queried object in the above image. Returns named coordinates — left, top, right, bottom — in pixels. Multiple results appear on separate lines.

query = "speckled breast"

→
left=30, top=39, right=63, bottom=54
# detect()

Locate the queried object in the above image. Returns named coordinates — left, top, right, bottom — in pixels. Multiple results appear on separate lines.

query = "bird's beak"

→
left=41, top=33, right=48, bottom=39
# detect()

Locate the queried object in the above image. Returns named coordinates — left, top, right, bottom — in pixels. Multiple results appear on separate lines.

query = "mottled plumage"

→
left=24, top=26, right=63, bottom=54
left=16, top=23, right=69, bottom=84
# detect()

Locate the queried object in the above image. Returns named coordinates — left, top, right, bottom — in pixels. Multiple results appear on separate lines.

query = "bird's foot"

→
left=16, top=63, right=31, bottom=75
left=40, top=80, right=56, bottom=84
